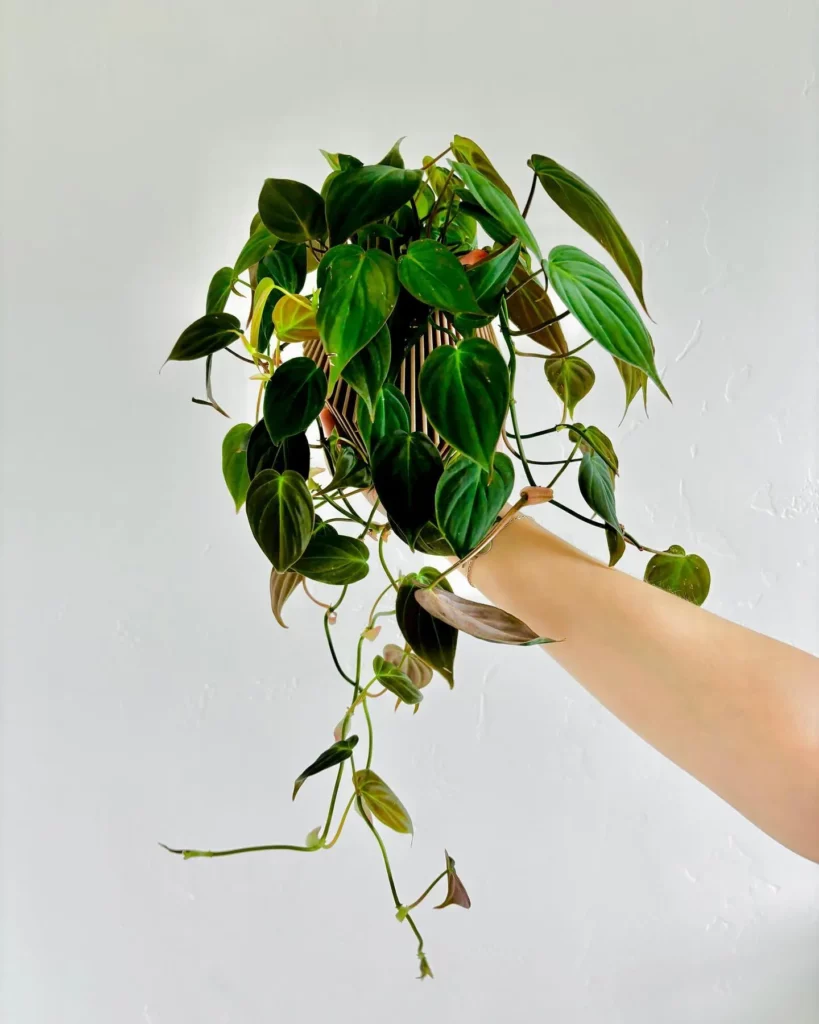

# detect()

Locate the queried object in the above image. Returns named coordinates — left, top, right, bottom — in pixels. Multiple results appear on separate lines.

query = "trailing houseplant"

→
left=161, top=135, right=712, bottom=978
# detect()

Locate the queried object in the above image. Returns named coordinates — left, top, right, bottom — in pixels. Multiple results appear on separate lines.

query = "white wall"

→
left=2, top=1, right=817, bottom=1021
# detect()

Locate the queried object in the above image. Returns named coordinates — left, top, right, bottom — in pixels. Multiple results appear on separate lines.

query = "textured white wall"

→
left=2, top=1, right=818, bottom=1021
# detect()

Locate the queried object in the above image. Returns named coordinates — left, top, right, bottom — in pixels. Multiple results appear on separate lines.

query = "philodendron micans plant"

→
left=162, top=136, right=712, bottom=978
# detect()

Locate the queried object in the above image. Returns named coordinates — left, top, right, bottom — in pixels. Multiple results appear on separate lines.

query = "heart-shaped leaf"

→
left=452, top=162, right=541, bottom=260
left=293, top=527, right=370, bottom=585
left=263, top=357, right=326, bottom=443
left=529, top=154, right=647, bottom=312
left=353, top=768, right=413, bottom=834
left=545, top=356, right=595, bottom=417
left=378, top=137, right=405, bottom=168
left=269, top=567, right=303, bottom=628
left=317, top=246, right=399, bottom=387
left=340, top=323, right=391, bottom=418
left=397, top=239, right=483, bottom=314
left=221, top=422, right=252, bottom=512
left=381, top=644, right=433, bottom=690
left=246, top=469, right=314, bottom=571
left=644, top=545, right=711, bottom=605
left=577, top=451, right=620, bottom=533
left=293, top=736, right=358, bottom=800
left=325, top=165, right=423, bottom=246
left=246, top=421, right=310, bottom=479
left=206, top=267, right=234, bottom=314
left=372, top=654, right=423, bottom=705
left=258, top=178, right=326, bottom=243
left=272, top=293, right=318, bottom=344
left=452, top=135, right=516, bottom=204
left=434, top=850, right=471, bottom=910
left=234, top=223, right=278, bottom=277
left=546, top=246, right=668, bottom=398
left=167, top=313, right=241, bottom=362
left=419, top=337, right=509, bottom=473
left=505, top=263, right=567, bottom=353
left=414, top=587, right=554, bottom=645
left=466, top=241, right=521, bottom=314
left=357, top=382, right=410, bottom=453
left=371, top=431, right=443, bottom=549
left=435, top=453, right=514, bottom=557
left=396, top=568, right=457, bottom=687
left=258, top=246, right=304, bottom=296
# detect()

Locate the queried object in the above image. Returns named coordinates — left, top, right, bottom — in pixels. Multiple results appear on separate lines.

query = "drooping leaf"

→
left=452, top=135, right=517, bottom=204
left=221, top=422, right=252, bottom=512
left=414, top=587, right=554, bottom=645
left=272, top=293, right=319, bottom=343
left=644, top=545, right=711, bottom=605
left=245, top=469, right=314, bottom=571
left=397, top=239, right=483, bottom=315
left=246, top=421, right=310, bottom=479
left=263, top=357, right=326, bottom=443
left=234, top=223, right=278, bottom=277
left=605, top=525, right=626, bottom=567
left=505, top=264, right=567, bottom=353
left=258, top=178, right=326, bottom=243
left=457, top=197, right=515, bottom=246
left=293, top=526, right=370, bottom=585
left=371, top=431, right=443, bottom=548
left=325, top=165, right=423, bottom=246
left=167, top=313, right=241, bottom=362
left=435, top=453, right=514, bottom=557
left=269, top=567, right=303, bottom=628
left=419, top=337, right=509, bottom=473
left=372, top=654, right=423, bottom=705
left=434, top=850, right=471, bottom=910
left=546, top=246, right=668, bottom=397
left=452, top=162, right=541, bottom=260
left=317, top=245, right=399, bottom=387
left=249, top=278, right=276, bottom=352
left=529, top=154, right=647, bottom=312
left=340, top=323, right=390, bottom=418
left=357, top=382, right=410, bottom=453
left=353, top=768, right=413, bottom=834
left=577, top=451, right=620, bottom=533
left=614, top=357, right=649, bottom=417
left=545, top=356, right=595, bottom=417
left=381, top=643, right=433, bottom=691
left=569, top=424, right=619, bottom=478
left=206, top=267, right=234, bottom=314
left=293, top=736, right=358, bottom=800
left=466, top=241, right=521, bottom=314
left=396, top=568, right=457, bottom=687
left=379, top=137, right=405, bottom=168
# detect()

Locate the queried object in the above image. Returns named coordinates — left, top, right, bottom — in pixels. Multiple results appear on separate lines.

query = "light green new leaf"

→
left=435, top=453, right=514, bottom=557
left=529, top=154, right=647, bottom=312
left=325, top=164, right=423, bottom=246
left=398, top=238, right=483, bottom=315
left=340, top=323, right=391, bottom=418
left=452, top=135, right=517, bottom=203
left=258, top=178, right=326, bottom=243
left=577, top=451, right=620, bottom=533
left=353, top=768, right=413, bottom=834
left=317, top=245, right=399, bottom=387
left=371, top=431, right=443, bottom=549
left=245, top=469, right=314, bottom=571
left=644, top=545, right=711, bottom=605
left=372, top=654, right=423, bottom=705
left=419, top=337, right=509, bottom=473
left=452, top=162, right=541, bottom=260
left=206, top=267, right=234, bottom=314
left=293, top=736, right=358, bottom=800
left=545, top=356, right=596, bottom=417
left=167, top=313, right=241, bottom=362
left=221, top=422, right=252, bottom=512
left=546, top=245, right=668, bottom=398
left=263, top=357, right=327, bottom=443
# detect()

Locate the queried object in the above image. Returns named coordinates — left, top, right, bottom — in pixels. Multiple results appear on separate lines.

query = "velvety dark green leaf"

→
left=293, top=526, right=370, bottom=585
left=340, top=323, right=390, bottom=418
left=466, top=241, right=521, bottom=314
left=317, top=245, right=399, bottom=387
left=315, top=243, right=348, bottom=289
left=452, top=135, right=517, bottom=204
left=371, top=431, right=443, bottom=548
left=263, top=357, right=327, bottom=443
left=435, top=453, right=514, bottom=557
left=246, top=421, right=310, bottom=479
left=221, top=422, right=252, bottom=512
left=529, top=154, right=647, bottom=312
left=353, top=768, right=413, bottom=834
left=381, top=643, right=433, bottom=690
left=386, top=287, right=430, bottom=376
left=206, top=267, right=234, bottom=314
left=357, top=382, right=410, bottom=453
left=397, top=238, right=483, bottom=315
left=605, top=525, right=626, bottom=567
left=614, top=357, right=649, bottom=417
left=414, top=521, right=454, bottom=557
left=356, top=223, right=402, bottom=244
left=545, top=356, right=595, bottom=417
left=452, top=162, right=541, bottom=260
left=257, top=289, right=278, bottom=355
left=577, top=451, right=620, bottom=533
left=569, top=424, right=619, bottom=478
left=325, top=165, right=423, bottom=246
left=414, top=587, right=554, bottom=645
left=234, top=223, right=278, bottom=277
left=372, top=654, right=423, bottom=705
left=452, top=311, right=494, bottom=333
left=396, top=567, right=457, bottom=687
left=327, top=443, right=371, bottom=490
left=270, top=567, right=303, bottom=628
left=258, top=247, right=303, bottom=296
left=644, top=545, right=711, bottom=605
left=457, top=197, right=514, bottom=246
left=245, top=469, right=314, bottom=571
left=379, top=137, right=405, bottom=168
left=434, top=850, right=471, bottom=910
left=419, top=337, right=509, bottom=473
left=293, top=735, right=358, bottom=800
left=546, top=246, right=668, bottom=397
left=258, top=178, right=326, bottom=243
left=505, top=264, right=567, bottom=353
left=167, top=313, right=241, bottom=362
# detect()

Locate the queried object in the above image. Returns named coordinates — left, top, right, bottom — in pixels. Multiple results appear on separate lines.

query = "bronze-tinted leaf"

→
left=434, top=850, right=471, bottom=910
left=545, top=356, right=595, bottom=417
left=452, top=135, right=517, bottom=204
left=414, top=587, right=555, bottom=646
left=505, top=265, right=567, bottom=353
left=353, top=768, right=413, bottom=834
left=269, top=567, right=303, bottom=628
left=381, top=644, right=433, bottom=690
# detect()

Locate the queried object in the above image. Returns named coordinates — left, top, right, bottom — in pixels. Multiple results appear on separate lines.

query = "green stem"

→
left=518, top=425, right=560, bottom=439
left=504, top=265, right=545, bottom=300
left=549, top=499, right=606, bottom=529
left=425, top=167, right=455, bottom=236
left=378, top=532, right=399, bottom=590
left=422, top=145, right=452, bottom=170
left=323, top=792, right=356, bottom=849
left=404, top=870, right=447, bottom=911
left=499, top=300, right=537, bottom=487
left=362, top=695, right=374, bottom=769
left=320, top=763, right=346, bottom=843
left=546, top=440, right=581, bottom=488
left=160, top=842, right=314, bottom=859
left=358, top=500, right=381, bottom=539
left=516, top=338, right=594, bottom=360
left=508, top=309, right=570, bottom=336
left=368, top=581, right=395, bottom=628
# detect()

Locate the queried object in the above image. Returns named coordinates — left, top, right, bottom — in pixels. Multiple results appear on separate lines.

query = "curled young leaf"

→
left=644, top=545, right=711, bottom=605
left=246, top=469, right=314, bottom=571
left=269, top=567, right=303, bottom=628
left=396, top=568, right=457, bottom=687
left=381, top=644, right=433, bottom=691
left=221, top=422, right=252, bottom=512
left=434, top=850, right=471, bottom=910
left=372, top=654, right=424, bottom=705
left=414, top=587, right=554, bottom=646
left=293, top=735, right=358, bottom=800
left=353, top=768, right=413, bottom=834
left=263, top=357, right=327, bottom=443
